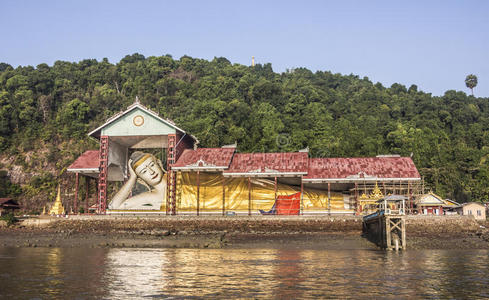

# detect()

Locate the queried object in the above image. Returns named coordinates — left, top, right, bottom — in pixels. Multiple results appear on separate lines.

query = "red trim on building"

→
left=98, top=136, right=109, bottom=214
left=167, top=134, right=177, bottom=215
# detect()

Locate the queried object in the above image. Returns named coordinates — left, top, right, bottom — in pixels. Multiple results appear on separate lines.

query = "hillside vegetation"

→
left=0, top=54, right=488, bottom=211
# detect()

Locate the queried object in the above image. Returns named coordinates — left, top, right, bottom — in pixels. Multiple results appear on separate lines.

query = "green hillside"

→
left=0, top=53, right=488, bottom=211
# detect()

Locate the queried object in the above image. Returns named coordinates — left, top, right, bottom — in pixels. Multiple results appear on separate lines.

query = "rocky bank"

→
left=1, top=215, right=488, bottom=250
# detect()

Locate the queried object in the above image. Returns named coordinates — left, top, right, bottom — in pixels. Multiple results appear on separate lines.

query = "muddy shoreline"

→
left=1, top=215, right=488, bottom=250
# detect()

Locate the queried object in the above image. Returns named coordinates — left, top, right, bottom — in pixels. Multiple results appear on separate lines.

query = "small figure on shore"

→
left=109, top=152, right=167, bottom=210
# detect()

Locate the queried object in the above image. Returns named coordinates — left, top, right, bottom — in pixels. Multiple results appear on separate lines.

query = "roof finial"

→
left=135, top=96, right=140, bottom=104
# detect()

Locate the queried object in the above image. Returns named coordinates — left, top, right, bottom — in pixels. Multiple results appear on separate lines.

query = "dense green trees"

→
left=0, top=170, right=21, bottom=198
left=0, top=54, right=488, bottom=209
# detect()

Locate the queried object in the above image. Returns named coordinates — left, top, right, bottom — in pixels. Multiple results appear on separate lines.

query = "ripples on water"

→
left=0, top=247, right=488, bottom=299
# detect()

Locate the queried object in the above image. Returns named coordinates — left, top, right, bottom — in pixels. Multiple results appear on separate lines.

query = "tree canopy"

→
left=465, top=74, right=478, bottom=96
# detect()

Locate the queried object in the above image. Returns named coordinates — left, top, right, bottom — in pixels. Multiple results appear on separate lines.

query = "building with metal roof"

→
left=66, top=98, right=422, bottom=215
left=0, top=198, right=21, bottom=216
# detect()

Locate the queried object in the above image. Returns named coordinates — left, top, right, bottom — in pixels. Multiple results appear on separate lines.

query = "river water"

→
left=0, top=247, right=488, bottom=299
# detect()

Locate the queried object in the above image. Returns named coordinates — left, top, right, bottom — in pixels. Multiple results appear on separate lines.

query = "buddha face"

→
left=134, top=156, right=163, bottom=186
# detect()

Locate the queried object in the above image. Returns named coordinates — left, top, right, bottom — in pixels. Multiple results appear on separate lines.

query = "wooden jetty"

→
left=363, top=195, right=407, bottom=251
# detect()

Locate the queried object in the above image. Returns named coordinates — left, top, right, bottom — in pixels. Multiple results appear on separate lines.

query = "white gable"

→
left=417, top=193, right=445, bottom=205
left=88, top=103, right=190, bottom=138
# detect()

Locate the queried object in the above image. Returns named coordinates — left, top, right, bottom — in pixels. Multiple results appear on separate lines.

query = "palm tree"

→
left=465, top=74, right=478, bottom=96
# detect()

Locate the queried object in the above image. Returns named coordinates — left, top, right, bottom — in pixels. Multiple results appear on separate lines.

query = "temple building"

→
left=67, top=100, right=422, bottom=215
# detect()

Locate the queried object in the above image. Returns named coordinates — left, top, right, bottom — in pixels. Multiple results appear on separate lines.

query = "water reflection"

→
left=274, top=250, right=303, bottom=299
left=105, top=249, right=168, bottom=298
left=99, top=248, right=489, bottom=299
left=43, top=248, right=62, bottom=297
left=158, top=249, right=279, bottom=298
left=0, top=247, right=107, bottom=299
left=0, top=247, right=488, bottom=299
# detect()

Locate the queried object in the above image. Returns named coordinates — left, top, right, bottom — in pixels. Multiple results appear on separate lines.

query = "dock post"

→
left=364, top=212, right=406, bottom=250
left=378, top=217, right=382, bottom=247
left=386, top=217, right=391, bottom=250
left=402, top=217, right=406, bottom=249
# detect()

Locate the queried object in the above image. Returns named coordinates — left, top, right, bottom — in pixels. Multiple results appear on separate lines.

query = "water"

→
left=0, top=247, right=488, bottom=299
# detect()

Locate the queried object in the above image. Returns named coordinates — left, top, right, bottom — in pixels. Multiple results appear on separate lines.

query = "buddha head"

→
left=130, top=151, right=165, bottom=187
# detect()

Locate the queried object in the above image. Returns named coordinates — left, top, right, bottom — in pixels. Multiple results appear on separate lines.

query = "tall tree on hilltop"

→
left=465, top=74, right=478, bottom=96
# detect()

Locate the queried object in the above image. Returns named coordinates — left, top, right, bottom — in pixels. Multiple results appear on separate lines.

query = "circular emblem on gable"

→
left=133, top=115, right=144, bottom=126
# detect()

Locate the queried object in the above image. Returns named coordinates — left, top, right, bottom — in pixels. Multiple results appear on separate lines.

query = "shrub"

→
left=0, top=212, right=19, bottom=227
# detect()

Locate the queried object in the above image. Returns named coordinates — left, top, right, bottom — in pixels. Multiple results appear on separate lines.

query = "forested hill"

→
left=0, top=53, right=488, bottom=211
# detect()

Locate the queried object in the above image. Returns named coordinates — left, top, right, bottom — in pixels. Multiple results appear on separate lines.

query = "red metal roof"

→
left=305, top=157, right=420, bottom=180
left=0, top=198, right=13, bottom=205
left=0, top=198, right=20, bottom=208
left=172, top=148, right=236, bottom=169
left=223, top=152, right=309, bottom=176
left=67, top=150, right=100, bottom=170
left=68, top=147, right=420, bottom=182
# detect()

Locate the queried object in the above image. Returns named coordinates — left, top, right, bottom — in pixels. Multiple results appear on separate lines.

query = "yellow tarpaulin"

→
left=175, top=172, right=346, bottom=212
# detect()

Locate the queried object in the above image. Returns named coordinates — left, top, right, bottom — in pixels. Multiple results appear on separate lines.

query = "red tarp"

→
left=275, top=192, right=301, bottom=215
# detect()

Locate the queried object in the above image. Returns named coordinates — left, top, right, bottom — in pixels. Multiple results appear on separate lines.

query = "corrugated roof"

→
left=461, top=202, right=485, bottom=207
left=0, top=198, right=13, bottom=205
left=0, top=198, right=20, bottom=208
left=305, top=157, right=420, bottom=181
left=223, top=152, right=308, bottom=176
left=172, top=148, right=236, bottom=170
left=67, top=150, right=100, bottom=171
left=67, top=147, right=421, bottom=182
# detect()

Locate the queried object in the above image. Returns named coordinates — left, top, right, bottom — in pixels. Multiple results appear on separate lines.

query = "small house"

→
left=415, top=192, right=445, bottom=215
left=455, top=202, right=486, bottom=220
left=0, top=198, right=21, bottom=216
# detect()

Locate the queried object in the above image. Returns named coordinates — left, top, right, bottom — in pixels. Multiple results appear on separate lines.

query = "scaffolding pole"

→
left=85, top=176, right=89, bottom=214
left=248, top=177, right=251, bottom=216
left=222, top=176, right=226, bottom=216
left=196, top=170, right=200, bottom=216
left=74, top=172, right=79, bottom=214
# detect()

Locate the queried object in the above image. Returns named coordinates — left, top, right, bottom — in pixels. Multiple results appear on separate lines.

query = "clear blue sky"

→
left=1, top=0, right=488, bottom=96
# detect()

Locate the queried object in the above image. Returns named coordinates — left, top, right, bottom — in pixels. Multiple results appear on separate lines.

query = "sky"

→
left=1, top=0, right=488, bottom=96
